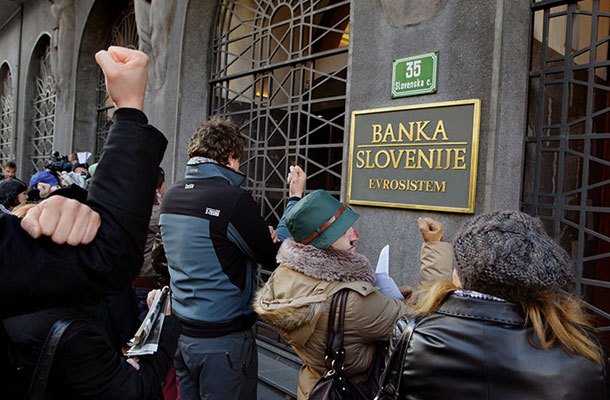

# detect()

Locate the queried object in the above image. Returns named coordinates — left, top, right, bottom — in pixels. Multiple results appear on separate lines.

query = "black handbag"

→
left=308, top=289, right=385, bottom=400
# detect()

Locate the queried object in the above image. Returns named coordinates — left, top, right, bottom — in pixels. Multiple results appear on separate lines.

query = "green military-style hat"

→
left=286, top=189, right=359, bottom=250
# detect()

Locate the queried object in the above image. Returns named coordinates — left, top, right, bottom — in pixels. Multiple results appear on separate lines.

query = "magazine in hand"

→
left=126, top=286, right=171, bottom=356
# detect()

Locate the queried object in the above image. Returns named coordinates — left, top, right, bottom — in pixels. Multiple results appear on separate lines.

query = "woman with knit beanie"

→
left=254, top=189, right=453, bottom=399
left=377, top=210, right=608, bottom=400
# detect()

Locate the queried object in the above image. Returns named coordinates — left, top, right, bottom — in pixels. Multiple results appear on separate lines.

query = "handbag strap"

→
left=325, top=289, right=341, bottom=357
left=28, top=318, right=75, bottom=400
left=375, top=316, right=419, bottom=400
left=324, top=289, right=349, bottom=370
left=332, top=290, right=349, bottom=353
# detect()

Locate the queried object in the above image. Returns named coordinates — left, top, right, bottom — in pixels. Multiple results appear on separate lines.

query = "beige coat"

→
left=254, top=239, right=452, bottom=399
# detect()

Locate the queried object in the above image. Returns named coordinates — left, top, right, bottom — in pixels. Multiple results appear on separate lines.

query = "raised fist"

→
left=95, top=46, right=149, bottom=111
left=21, top=196, right=101, bottom=245
left=418, top=217, right=444, bottom=243
left=288, top=165, right=306, bottom=198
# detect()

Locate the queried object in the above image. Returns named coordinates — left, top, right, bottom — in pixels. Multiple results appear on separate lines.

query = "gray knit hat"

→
left=453, top=210, right=573, bottom=302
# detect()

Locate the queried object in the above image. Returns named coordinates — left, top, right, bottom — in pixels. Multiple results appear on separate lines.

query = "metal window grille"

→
left=211, top=0, right=350, bottom=226
left=0, top=67, right=13, bottom=164
left=30, top=45, right=56, bottom=175
left=94, top=6, right=139, bottom=161
left=524, top=0, right=610, bottom=340
left=211, top=0, right=350, bottom=365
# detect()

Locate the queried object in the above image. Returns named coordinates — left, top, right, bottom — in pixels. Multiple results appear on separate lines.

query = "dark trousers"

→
left=174, top=328, right=258, bottom=400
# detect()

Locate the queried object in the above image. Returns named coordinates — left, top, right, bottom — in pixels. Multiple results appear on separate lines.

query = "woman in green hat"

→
left=254, top=189, right=452, bottom=399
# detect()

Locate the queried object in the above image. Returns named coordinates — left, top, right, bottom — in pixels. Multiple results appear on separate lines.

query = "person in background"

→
left=160, top=117, right=306, bottom=399
left=378, top=210, right=609, bottom=400
left=68, top=152, right=78, bottom=166
left=0, top=179, right=27, bottom=214
left=28, top=170, right=62, bottom=200
left=134, top=166, right=168, bottom=321
left=1, top=160, right=17, bottom=181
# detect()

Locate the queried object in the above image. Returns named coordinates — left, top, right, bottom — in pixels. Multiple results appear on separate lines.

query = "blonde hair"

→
left=410, top=280, right=603, bottom=365
left=11, top=202, right=37, bottom=218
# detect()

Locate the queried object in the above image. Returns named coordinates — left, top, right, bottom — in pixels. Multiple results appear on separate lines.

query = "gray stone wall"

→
left=171, top=0, right=218, bottom=181
left=0, top=9, right=22, bottom=166
left=13, top=1, right=56, bottom=177
left=345, top=0, right=531, bottom=285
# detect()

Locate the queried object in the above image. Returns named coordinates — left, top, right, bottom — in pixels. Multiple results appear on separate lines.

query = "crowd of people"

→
left=0, top=152, right=97, bottom=216
left=0, top=45, right=608, bottom=400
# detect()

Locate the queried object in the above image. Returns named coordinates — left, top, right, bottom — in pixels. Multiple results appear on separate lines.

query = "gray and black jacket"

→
left=160, top=161, right=297, bottom=338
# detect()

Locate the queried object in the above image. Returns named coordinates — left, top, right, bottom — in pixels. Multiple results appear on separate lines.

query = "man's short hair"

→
left=2, top=160, right=16, bottom=169
left=187, top=116, right=244, bottom=165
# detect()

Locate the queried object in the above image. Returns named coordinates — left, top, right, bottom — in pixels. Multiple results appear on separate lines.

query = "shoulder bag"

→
left=28, top=318, right=75, bottom=400
left=308, top=289, right=385, bottom=400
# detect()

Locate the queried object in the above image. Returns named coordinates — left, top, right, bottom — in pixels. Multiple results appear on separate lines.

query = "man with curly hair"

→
left=160, top=116, right=305, bottom=399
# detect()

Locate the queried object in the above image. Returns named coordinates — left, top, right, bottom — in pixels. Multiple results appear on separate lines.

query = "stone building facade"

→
left=0, top=0, right=608, bottom=359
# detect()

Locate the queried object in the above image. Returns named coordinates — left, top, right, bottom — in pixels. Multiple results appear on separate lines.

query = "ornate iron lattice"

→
left=211, top=0, right=350, bottom=227
left=30, top=45, right=56, bottom=175
left=525, top=0, right=610, bottom=341
left=0, top=67, right=13, bottom=164
left=211, top=0, right=350, bottom=366
left=94, top=6, right=139, bottom=160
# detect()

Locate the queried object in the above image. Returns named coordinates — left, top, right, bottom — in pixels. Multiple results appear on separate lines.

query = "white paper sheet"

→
left=374, top=245, right=404, bottom=299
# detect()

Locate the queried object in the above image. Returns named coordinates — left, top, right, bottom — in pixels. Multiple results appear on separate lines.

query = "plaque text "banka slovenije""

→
left=347, top=100, right=480, bottom=213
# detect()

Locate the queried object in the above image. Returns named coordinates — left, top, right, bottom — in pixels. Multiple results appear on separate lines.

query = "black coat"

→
left=0, top=108, right=173, bottom=398
left=3, top=307, right=180, bottom=400
left=392, top=293, right=609, bottom=399
left=0, top=108, right=167, bottom=318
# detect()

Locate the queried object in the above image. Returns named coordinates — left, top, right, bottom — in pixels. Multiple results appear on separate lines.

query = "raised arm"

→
left=418, top=217, right=453, bottom=285
left=0, top=47, right=168, bottom=318
left=275, top=165, right=306, bottom=241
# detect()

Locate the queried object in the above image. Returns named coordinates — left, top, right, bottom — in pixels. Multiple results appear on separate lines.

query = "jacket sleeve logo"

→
left=205, top=207, right=221, bottom=217
left=185, top=183, right=195, bottom=189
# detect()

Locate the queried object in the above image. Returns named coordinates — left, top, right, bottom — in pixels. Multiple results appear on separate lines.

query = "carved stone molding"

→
left=379, top=0, right=446, bottom=27
left=135, top=0, right=177, bottom=90
left=49, top=0, right=75, bottom=102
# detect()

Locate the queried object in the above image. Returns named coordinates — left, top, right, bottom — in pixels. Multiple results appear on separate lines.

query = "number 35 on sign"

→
left=391, top=52, right=438, bottom=98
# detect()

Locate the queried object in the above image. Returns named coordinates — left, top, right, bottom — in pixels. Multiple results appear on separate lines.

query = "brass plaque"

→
left=347, top=99, right=481, bottom=213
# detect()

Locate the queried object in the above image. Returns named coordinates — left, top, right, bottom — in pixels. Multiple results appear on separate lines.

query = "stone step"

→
left=257, top=339, right=301, bottom=399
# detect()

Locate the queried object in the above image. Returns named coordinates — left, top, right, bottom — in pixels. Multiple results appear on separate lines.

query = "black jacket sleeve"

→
left=228, top=192, right=280, bottom=269
left=0, top=109, right=167, bottom=318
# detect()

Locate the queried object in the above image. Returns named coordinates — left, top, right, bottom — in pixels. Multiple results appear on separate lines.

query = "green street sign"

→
left=391, top=52, right=438, bottom=98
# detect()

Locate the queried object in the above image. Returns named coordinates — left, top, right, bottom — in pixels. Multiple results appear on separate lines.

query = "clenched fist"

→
left=417, top=217, right=444, bottom=243
left=95, top=46, right=149, bottom=111
left=21, top=196, right=101, bottom=245
left=288, top=165, right=306, bottom=198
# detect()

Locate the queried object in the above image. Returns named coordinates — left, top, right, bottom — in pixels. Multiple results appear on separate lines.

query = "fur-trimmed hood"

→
left=254, top=239, right=376, bottom=346
left=276, top=238, right=375, bottom=283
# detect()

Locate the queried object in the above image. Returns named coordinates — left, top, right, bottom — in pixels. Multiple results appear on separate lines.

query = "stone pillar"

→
left=345, top=0, right=531, bottom=285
